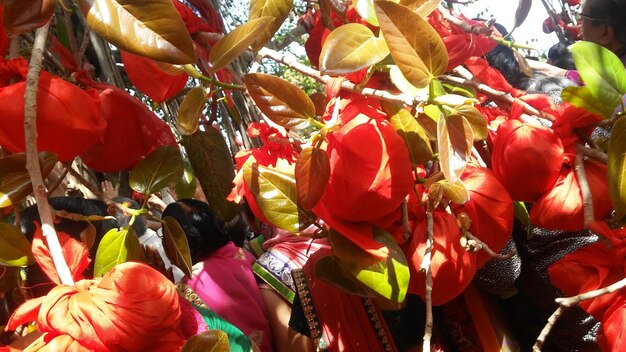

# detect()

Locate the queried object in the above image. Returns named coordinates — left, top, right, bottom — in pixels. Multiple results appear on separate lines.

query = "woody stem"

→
left=421, top=211, right=434, bottom=351
left=24, top=21, right=74, bottom=286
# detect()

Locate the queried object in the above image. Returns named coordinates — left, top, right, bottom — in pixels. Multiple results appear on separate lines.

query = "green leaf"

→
left=315, top=256, right=377, bottom=297
left=209, top=16, right=273, bottom=72
left=249, top=0, right=293, bottom=51
left=243, top=163, right=315, bottom=233
left=513, top=201, right=533, bottom=238
left=129, top=146, right=184, bottom=195
left=389, top=65, right=427, bottom=99
left=320, top=23, right=389, bottom=75
left=182, top=129, right=240, bottom=222
left=0, top=223, right=34, bottom=267
left=180, top=331, right=230, bottom=352
left=608, top=117, right=626, bottom=219
left=437, top=114, right=473, bottom=184
left=162, top=216, right=192, bottom=278
left=175, top=159, right=198, bottom=200
left=94, top=227, right=144, bottom=277
left=375, top=0, right=448, bottom=88
left=295, top=147, right=330, bottom=210
left=0, top=152, right=57, bottom=208
left=569, top=41, right=626, bottom=112
left=384, top=102, right=433, bottom=165
left=329, top=227, right=409, bottom=302
left=178, top=87, right=207, bottom=136
left=2, top=0, right=56, bottom=34
left=561, top=86, right=615, bottom=119
left=78, top=0, right=196, bottom=64
left=245, top=73, right=316, bottom=129
left=352, top=0, right=381, bottom=26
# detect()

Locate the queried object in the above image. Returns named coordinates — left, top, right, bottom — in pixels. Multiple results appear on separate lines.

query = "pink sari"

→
left=184, top=242, right=273, bottom=352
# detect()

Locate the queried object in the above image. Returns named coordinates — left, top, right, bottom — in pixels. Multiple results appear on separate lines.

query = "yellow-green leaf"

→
left=180, top=331, right=230, bottom=352
left=94, top=227, right=144, bottom=277
left=0, top=152, right=57, bottom=208
left=245, top=73, right=316, bottom=129
left=437, top=114, right=473, bottom=184
left=452, top=105, right=488, bottom=141
left=352, top=0, right=380, bottom=26
left=389, top=65, right=427, bottom=99
left=384, top=102, right=433, bottom=165
left=608, top=117, right=626, bottom=219
left=374, top=0, right=448, bottom=88
left=400, top=0, right=439, bottom=17
left=562, top=86, right=615, bottom=119
left=162, top=216, right=192, bottom=277
left=178, top=87, right=207, bottom=135
left=78, top=0, right=196, bottom=64
left=175, top=159, right=198, bottom=199
left=320, top=23, right=389, bottom=75
left=243, top=163, right=315, bottom=233
left=209, top=16, right=273, bottom=72
left=249, top=0, right=293, bottom=51
left=295, top=147, right=330, bottom=210
left=182, top=129, right=240, bottom=222
left=129, top=146, right=184, bottom=195
left=315, top=256, right=377, bottom=297
left=2, top=0, right=56, bottom=35
left=0, top=223, right=34, bottom=267
left=329, top=227, right=409, bottom=302
left=437, top=179, right=469, bottom=204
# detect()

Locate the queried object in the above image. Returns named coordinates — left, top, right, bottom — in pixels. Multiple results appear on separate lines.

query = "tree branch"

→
left=464, top=230, right=516, bottom=259
left=421, top=211, right=434, bottom=352
left=573, top=151, right=594, bottom=227
left=24, top=22, right=74, bottom=286
left=534, top=277, right=626, bottom=351
left=578, top=146, right=607, bottom=164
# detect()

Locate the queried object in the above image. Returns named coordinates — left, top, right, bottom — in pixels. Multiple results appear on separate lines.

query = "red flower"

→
left=530, top=156, right=611, bottom=231
left=7, top=262, right=185, bottom=352
left=451, top=166, right=513, bottom=267
left=406, top=211, right=476, bottom=305
left=120, top=50, right=189, bottom=103
left=314, top=113, right=413, bottom=223
left=0, top=59, right=105, bottom=161
left=76, top=76, right=178, bottom=172
left=491, top=119, right=564, bottom=202
left=552, top=102, right=603, bottom=152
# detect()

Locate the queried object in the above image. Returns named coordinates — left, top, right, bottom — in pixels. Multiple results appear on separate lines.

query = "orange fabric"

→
left=407, top=211, right=476, bottom=305
left=530, top=156, right=612, bottom=231
left=0, top=59, right=105, bottom=161
left=8, top=262, right=185, bottom=352
left=451, top=166, right=513, bottom=267
left=31, top=223, right=90, bottom=285
left=491, top=119, right=564, bottom=202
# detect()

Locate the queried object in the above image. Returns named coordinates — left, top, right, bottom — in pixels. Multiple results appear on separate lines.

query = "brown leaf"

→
left=0, top=152, right=57, bottom=208
left=78, top=0, right=196, bottom=64
left=437, top=114, right=473, bottom=184
left=295, top=147, right=330, bottom=210
left=513, top=0, right=533, bottom=30
left=438, top=179, right=469, bottom=204
left=79, top=223, right=97, bottom=249
left=374, top=0, right=448, bottom=88
left=2, top=0, right=56, bottom=34
left=245, top=73, right=316, bottom=129
left=209, top=16, right=273, bottom=72
left=452, top=105, right=488, bottom=141
left=178, top=87, right=207, bottom=136
left=162, top=216, right=192, bottom=278
left=180, top=331, right=230, bottom=352
left=249, top=0, right=293, bottom=51
left=309, top=92, right=328, bottom=117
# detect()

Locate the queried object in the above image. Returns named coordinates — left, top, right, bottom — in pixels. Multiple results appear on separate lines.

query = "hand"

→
left=148, top=194, right=167, bottom=213
left=101, top=180, right=118, bottom=202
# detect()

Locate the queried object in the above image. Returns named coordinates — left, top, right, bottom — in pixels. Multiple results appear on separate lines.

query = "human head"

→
left=581, top=0, right=626, bottom=54
left=547, top=43, right=576, bottom=70
left=161, top=199, right=230, bottom=263
left=485, top=45, right=532, bottom=90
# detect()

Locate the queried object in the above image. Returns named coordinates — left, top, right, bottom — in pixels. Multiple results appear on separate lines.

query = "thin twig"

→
left=578, top=146, right=607, bottom=164
left=534, top=277, right=626, bottom=351
left=77, top=26, right=91, bottom=68
left=574, top=151, right=594, bottom=226
left=257, top=47, right=417, bottom=106
left=401, top=199, right=411, bottom=241
left=62, top=8, right=81, bottom=66
left=464, top=231, right=516, bottom=259
left=24, top=22, right=74, bottom=286
left=422, top=211, right=434, bottom=352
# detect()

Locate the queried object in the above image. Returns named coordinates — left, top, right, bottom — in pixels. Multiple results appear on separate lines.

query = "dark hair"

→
left=485, top=45, right=532, bottom=90
left=112, top=196, right=147, bottom=238
left=587, top=0, right=626, bottom=48
left=547, top=43, right=576, bottom=70
left=162, top=199, right=230, bottom=263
